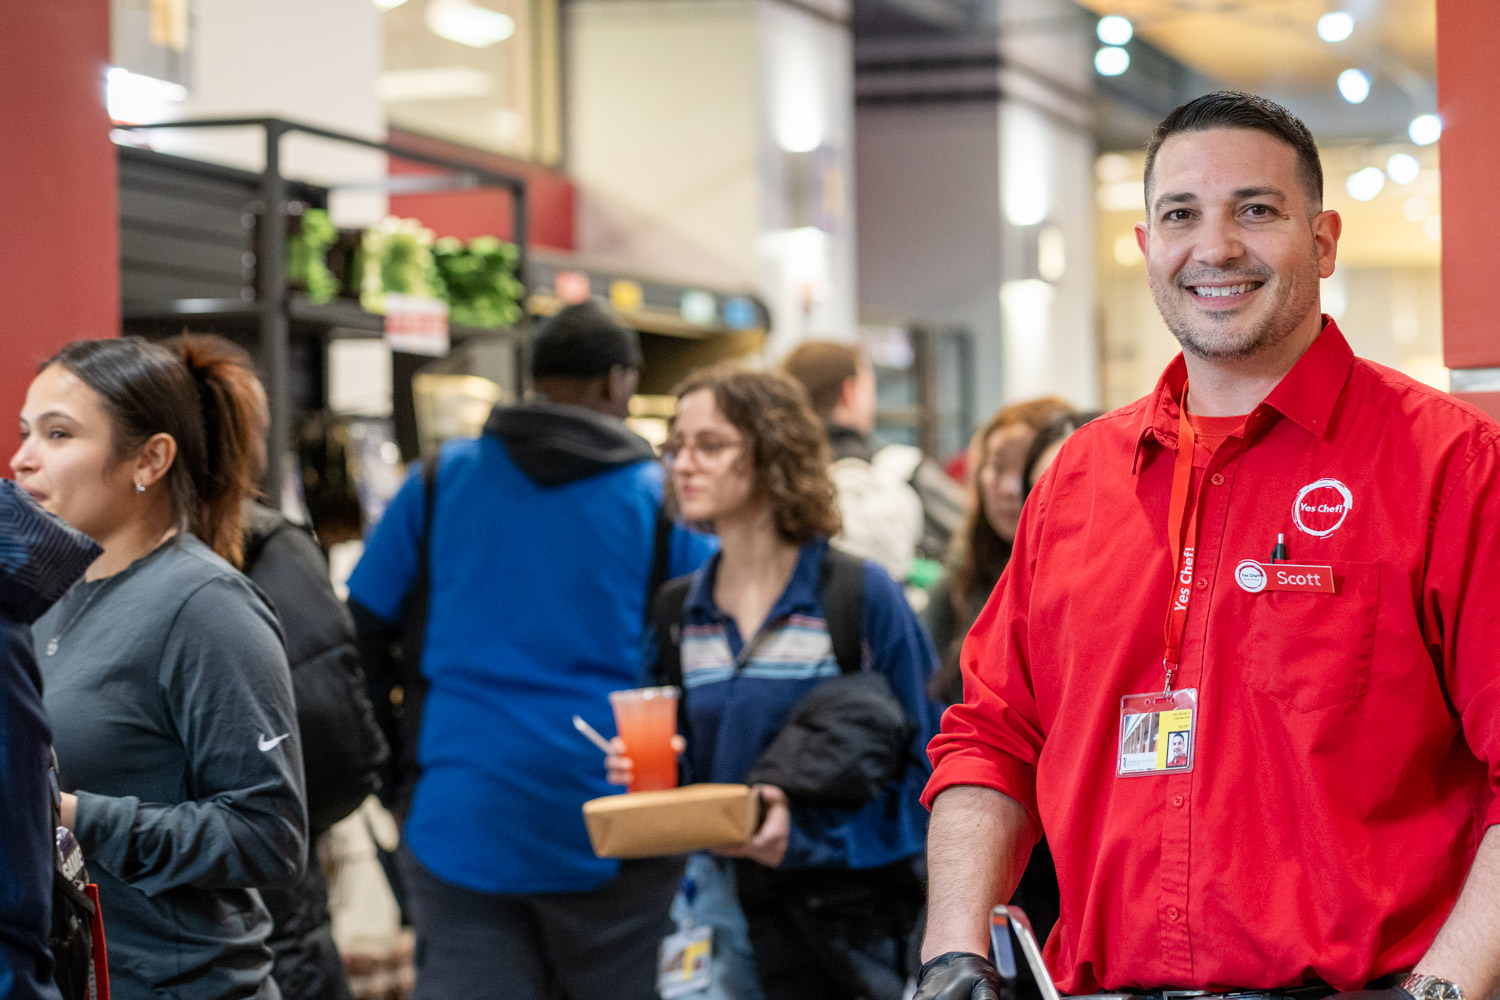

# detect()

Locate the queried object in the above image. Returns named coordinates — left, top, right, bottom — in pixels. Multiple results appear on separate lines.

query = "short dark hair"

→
left=781, top=341, right=863, bottom=419
left=530, top=302, right=642, bottom=379
left=1144, top=91, right=1323, bottom=214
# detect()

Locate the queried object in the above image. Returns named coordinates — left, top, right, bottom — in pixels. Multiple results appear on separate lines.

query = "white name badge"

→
left=658, top=924, right=713, bottom=998
left=1117, top=688, right=1198, bottom=777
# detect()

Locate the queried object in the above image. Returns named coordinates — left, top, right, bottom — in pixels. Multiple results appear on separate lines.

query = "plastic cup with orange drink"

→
left=608, top=686, right=680, bottom=792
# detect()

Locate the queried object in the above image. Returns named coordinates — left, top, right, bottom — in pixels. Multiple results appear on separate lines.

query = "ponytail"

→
left=41, top=336, right=265, bottom=568
left=168, top=335, right=263, bottom=567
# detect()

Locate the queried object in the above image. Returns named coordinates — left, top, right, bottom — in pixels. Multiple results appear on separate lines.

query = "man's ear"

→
left=605, top=366, right=639, bottom=407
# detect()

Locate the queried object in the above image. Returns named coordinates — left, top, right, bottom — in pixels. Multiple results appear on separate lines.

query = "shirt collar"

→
left=684, top=538, right=829, bottom=620
left=1132, top=316, right=1354, bottom=472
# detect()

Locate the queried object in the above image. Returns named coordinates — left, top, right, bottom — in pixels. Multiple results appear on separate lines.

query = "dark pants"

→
left=735, top=858, right=925, bottom=1000
left=396, top=846, right=683, bottom=1000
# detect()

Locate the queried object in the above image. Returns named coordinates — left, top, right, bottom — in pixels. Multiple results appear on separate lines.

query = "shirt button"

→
left=1167, top=906, right=1180, bottom=921
left=1172, top=794, right=1184, bottom=807
left=1195, top=576, right=1208, bottom=590
left=1210, top=473, right=1225, bottom=486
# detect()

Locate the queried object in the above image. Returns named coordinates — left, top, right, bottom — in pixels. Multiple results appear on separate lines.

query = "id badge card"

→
left=658, top=924, right=713, bottom=998
left=1117, top=688, right=1198, bottom=777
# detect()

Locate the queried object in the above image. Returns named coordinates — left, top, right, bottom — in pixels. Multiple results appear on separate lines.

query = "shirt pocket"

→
left=1239, top=560, right=1380, bottom=712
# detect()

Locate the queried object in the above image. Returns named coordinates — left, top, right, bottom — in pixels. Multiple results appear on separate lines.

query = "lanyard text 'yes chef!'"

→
left=1163, top=392, right=1202, bottom=697
left=1117, top=387, right=1202, bottom=778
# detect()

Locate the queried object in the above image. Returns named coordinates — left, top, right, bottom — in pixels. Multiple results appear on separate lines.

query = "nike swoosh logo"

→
left=258, top=733, right=290, bottom=752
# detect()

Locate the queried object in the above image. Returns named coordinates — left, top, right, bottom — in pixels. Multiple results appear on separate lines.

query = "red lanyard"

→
left=1162, top=390, right=1200, bottom=695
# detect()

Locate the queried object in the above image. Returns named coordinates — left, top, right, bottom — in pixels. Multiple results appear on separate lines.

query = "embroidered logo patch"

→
left=1292, top=478, right=1353, bottom=537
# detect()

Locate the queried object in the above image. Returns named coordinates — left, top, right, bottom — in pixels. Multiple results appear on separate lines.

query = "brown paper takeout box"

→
left=582, top=783, right=759, bottom=859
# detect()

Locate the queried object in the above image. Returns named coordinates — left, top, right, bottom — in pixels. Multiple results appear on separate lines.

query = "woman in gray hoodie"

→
left=12, top=337, right=307, bottom=1000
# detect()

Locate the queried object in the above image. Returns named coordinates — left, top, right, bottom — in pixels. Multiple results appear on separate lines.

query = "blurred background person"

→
left=163, top=334, right=388, bottom=1000
left=12, top=337, right=308, bottom=1000
left=348, top=302, right=715, bottom=1000
left=781, top=341, right=920, bottom=581
left=924, top=397, right=1071, bottom=707
left=612, top=366, right=941, bottom=1000
left=0, top=480, right=99, bottom=1000
left=1020, top=410, right=1104, bottom=502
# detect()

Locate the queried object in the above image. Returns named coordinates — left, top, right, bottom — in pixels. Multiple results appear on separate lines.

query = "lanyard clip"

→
left=1163, top=663, right=1176, bottom=697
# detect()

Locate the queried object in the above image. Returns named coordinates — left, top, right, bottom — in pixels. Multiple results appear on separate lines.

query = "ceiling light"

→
left=377, top=66, right=495, bottom=102
left=1337, top=69, right=1370, bottom=104
left=1385, top=153, right=1420, bottom=185
left=1097, top=16, right=1133, bottom=46
left=1346, top=167, right=1385, bottom=202
left=1095, top=47, right=1130, bottom=77
left=106, top=67, right=187, bottom=123
left=374, top=0, right=409, bottom=9
left=1409, top=114, right=1442, bottom=146
left=1317, top=12, right=1354, bottom=42
left=1402, top=195, right=1430, bottom=222
left=426, top=0, right=516, bottom=48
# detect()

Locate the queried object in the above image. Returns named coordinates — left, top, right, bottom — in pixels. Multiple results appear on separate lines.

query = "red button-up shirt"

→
left=925, top=320, right=1500, bottom=994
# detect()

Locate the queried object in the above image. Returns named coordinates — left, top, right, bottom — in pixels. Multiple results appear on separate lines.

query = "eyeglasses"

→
left=661, top=435, right=744, bottom=467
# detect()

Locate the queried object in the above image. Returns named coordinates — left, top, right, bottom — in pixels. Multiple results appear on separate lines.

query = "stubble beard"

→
left=1151, top=244, right=1322, bottom=364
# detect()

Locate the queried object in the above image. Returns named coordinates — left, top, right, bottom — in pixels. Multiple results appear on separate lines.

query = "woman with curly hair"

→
left=608, top=366, right=940, bottom=1000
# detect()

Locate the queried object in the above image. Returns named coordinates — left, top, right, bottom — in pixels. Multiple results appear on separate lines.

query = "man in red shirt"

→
left=914, top=92, right=1500, bottom=1000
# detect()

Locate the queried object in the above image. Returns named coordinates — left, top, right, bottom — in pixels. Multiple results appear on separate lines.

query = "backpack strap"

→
left=649, top=575, right=693, bottom=692
left=819, top=547, right=867, bottom=675
left=644, top=501, right=674, bottom=624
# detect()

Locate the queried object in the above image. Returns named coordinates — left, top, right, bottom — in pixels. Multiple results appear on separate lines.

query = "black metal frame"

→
left=114, top=117, right=529, bottom=499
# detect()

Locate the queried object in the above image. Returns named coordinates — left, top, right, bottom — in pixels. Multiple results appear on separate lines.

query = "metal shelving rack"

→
left=114, top=117, right=529, bottom=499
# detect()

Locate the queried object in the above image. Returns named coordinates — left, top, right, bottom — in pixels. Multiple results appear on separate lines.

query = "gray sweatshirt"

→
left=36, top=535, right=307, bottom=1000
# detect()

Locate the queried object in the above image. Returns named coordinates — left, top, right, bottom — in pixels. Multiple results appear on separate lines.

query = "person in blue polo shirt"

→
left=609, top=366, right=940, bottom=1000
left=349, top=302, right=716, bottom=1000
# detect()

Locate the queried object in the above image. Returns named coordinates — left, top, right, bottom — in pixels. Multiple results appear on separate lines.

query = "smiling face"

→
left=668, top=389, right=760, bottom=526
left=11, top=364, right=141, bottom=541
left=1136, top=128, right=1340, bottom=364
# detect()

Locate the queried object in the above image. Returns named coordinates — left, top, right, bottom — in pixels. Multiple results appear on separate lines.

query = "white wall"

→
left=566, top=0, right=763, bottom=288
left=755, top=0, right=857, bottom=357
left=149, top=0, right=387, bottom=226
left=855, top=101, right=1005, bottom=412
left=566, top=0, right=856, bottom=354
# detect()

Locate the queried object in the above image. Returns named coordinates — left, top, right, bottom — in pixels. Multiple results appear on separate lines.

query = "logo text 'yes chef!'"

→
left=1292, top=478, right=1353, bottom=537
left=1174, top=547, right=1195, bottom=611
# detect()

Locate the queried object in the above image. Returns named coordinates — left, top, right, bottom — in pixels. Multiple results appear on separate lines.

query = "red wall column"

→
left=0, top=0, right=117, bottom=431
left=1435, top=0, right=1500, bottom=419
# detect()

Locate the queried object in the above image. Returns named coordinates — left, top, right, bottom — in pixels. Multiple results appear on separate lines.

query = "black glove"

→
left=914, top=951, right=1002, bottom=1000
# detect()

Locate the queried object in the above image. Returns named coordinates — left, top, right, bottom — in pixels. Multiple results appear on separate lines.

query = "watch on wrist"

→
left=1401, top=973, right=1465, bottom=1000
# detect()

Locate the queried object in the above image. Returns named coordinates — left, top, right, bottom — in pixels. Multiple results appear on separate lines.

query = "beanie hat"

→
left=530, top=302, right=643, bottom=379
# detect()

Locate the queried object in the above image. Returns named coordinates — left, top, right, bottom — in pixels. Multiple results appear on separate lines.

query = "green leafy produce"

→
left=357, top=216, right=441, bottom=314
left=432, top=235, right=525, bottom=329
left=286, top=208, right=339, bottom=304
